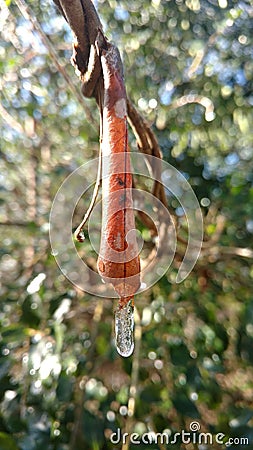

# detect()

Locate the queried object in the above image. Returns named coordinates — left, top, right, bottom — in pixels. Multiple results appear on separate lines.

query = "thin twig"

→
left=14, top=0, right=97, bottom=129
left=202, top=245, right=253, bottom=259
left=0, top=221, right=38, bottom=227
left=168, top=94, right=214, bottom=121
left=187, top=31, right=217, bottom=79
left=0, top=103, right=24, bottom=134
left=74, top=144, right=102, bottom=241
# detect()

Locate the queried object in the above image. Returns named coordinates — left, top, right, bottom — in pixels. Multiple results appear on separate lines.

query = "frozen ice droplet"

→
left=76, top=230, right=85, bottom=242
left=115, top=300, right=134, bottom=357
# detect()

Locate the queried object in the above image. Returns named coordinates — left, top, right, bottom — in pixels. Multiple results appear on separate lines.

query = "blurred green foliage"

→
left=0, top=0, right=253, bottom=449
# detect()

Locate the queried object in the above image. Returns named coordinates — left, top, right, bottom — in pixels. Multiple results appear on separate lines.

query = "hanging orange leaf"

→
left=97, top=42, right=140, bottom=307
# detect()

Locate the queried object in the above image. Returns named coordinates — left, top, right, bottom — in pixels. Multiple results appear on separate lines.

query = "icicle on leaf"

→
left=115, top=300, right=134, bottom=357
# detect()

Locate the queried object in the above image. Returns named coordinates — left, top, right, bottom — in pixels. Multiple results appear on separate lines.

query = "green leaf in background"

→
left=172, top=393, right=200, bottom=419
left=0, top=433, right=19, bottom=450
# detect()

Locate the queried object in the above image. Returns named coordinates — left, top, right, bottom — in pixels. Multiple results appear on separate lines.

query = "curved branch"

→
left=54, top=0, right=102, bottom=55
left=54, top=0, right=102, bottom=82
left=74, top=143, right=102, bottom=241
left=127, top=98, right=168, bottom=208
left=169, top=94, right=215, bottom=122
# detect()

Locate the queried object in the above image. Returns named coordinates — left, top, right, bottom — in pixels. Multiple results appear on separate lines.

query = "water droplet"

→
left=115, top=300, right=134, bottom=357
left=76, top=230, right=85, bottom=242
